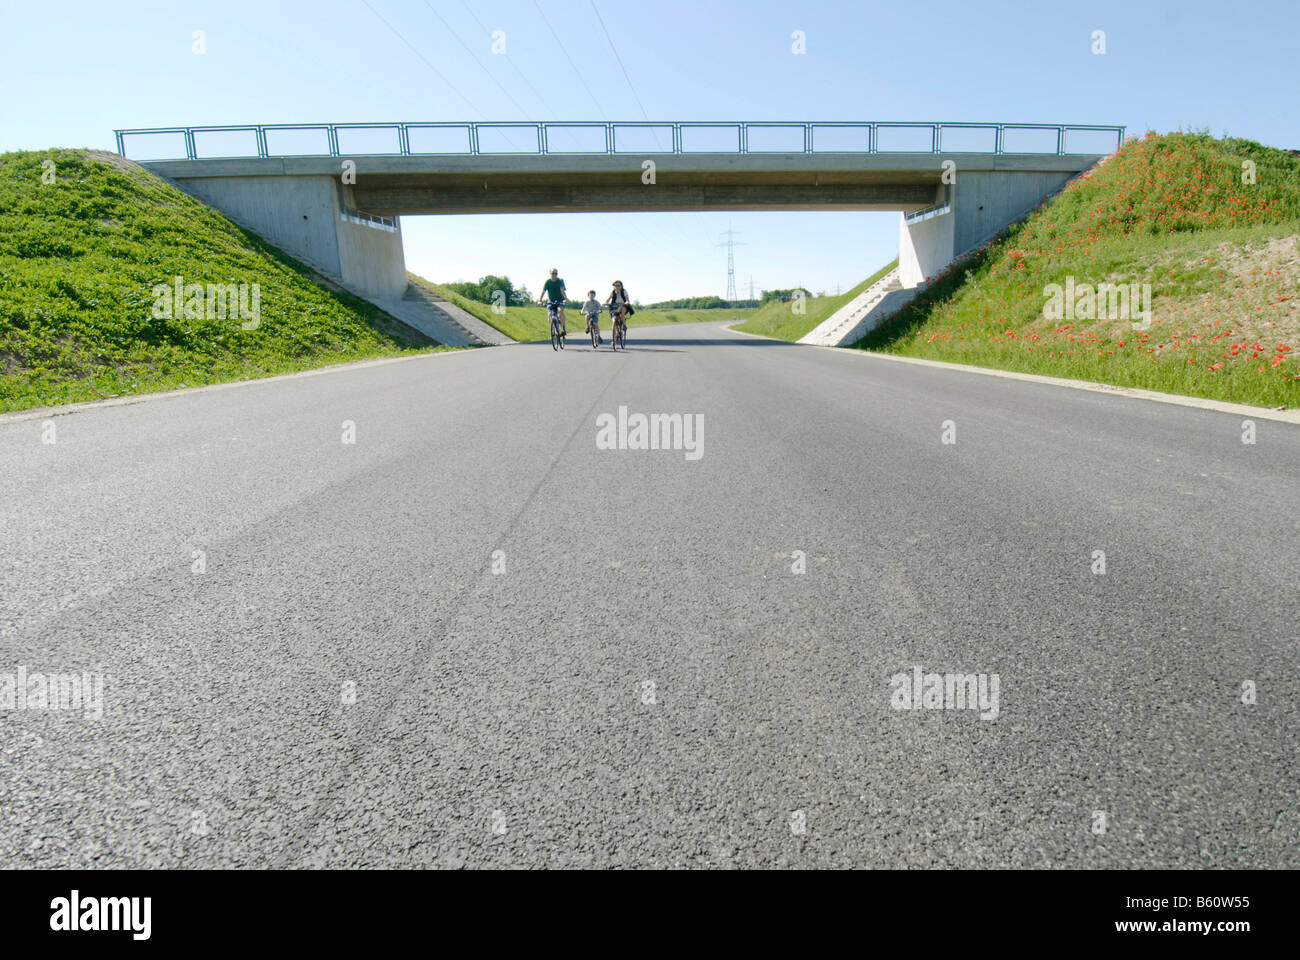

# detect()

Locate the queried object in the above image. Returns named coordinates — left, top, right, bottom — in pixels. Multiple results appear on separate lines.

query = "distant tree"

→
left=443, top=274, right=531, bottom=307
left=761, top=288, right=811, bottom=303
left=644, top=295, right=761, bottom=310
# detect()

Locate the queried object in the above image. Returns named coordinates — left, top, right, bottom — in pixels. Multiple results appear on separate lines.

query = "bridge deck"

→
left=139, top=152, right=1105, bottom=216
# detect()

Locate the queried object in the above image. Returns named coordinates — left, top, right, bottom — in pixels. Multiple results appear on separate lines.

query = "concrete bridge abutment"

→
left=898, top=167, right=1082, bottom=288
left=173, top=172, right=408, bottom=300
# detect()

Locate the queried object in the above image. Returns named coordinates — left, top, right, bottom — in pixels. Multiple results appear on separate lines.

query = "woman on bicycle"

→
left=605, top=280, right=632, bottom=328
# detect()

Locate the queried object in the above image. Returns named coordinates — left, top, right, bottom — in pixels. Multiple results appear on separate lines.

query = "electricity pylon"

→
left=715, top=223, right=744, bottom=300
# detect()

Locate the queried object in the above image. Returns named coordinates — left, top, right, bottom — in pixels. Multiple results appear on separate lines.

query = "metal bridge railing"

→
left=113, top=121, right=1126, bottom=162
left=340, top=208, right=397, bottom=232
left=903, top=201, right=952, bottom=225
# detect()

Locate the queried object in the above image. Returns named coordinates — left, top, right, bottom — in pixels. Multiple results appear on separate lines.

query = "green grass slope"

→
left=854, top=133, right=1300, bottom=408
left=0, top=149, right=447, bottom=413
left=411, top=273, right=756, bottom=341
left=733, top=259, right=899, bottom=341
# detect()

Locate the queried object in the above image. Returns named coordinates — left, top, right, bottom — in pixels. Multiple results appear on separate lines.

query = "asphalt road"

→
left=3, top=321, right=1298, bottom=868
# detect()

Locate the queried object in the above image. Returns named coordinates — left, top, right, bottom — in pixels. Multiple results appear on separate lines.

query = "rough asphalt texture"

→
left=2, top=322, right=1298, bottom=869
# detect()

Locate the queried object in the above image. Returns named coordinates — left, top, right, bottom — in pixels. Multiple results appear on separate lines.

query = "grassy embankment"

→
left=411, top=274, right=758, bottom=341
left=731, top=260, right=899, bottom=341
left=0, top=149, right=449, bottom=414
left=854, top=132, right=1300, bottom=409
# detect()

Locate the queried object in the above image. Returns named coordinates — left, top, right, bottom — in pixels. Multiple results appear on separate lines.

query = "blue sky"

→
left=4, top=0, right=1298, bottom=301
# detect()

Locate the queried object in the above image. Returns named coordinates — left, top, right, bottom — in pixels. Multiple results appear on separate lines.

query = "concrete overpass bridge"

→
left=115, top=121, right=1124, bottom=342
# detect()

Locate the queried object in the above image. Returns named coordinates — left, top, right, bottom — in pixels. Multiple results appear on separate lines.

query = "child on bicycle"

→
left=581, top=290, right=602, bottom=342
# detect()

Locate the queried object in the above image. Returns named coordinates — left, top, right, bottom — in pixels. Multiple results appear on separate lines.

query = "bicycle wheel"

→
left=550, top=317, right=559, bottom=351
left=590, top=323, right=598, bottom=348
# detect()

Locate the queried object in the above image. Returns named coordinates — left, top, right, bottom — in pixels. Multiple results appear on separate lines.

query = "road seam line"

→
left=279, top=349, right=629, bottom=866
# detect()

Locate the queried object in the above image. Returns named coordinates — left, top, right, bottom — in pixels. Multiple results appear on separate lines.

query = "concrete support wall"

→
left=172, top=175, right=408, bottom=300
left=951, top=170, right=1076, bottom=255
left=898, top=209, right=955, bottom=289
left=898, top=169, right=1079, bottom=288
left=336, top=217, right=407, bottom=299
left=180, top=175, right=343, bottom=275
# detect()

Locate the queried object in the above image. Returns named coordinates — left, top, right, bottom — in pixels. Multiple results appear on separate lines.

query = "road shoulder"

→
left=725, top=323, right=1300, bottom=425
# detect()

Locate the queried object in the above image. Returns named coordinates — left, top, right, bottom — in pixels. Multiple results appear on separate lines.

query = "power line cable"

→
left=459, top=1, right=591, bottom=152
left=422, top=1, right=533, bottom=118
left=361, top=0, right=527, bottom=150
left=358, top=0, right=483, bottom=116
left=452, top=5, right=692, bottom=280
left=588, top=0, right=662, bottom=150
left=369, top=1, right=701, bottom=296
left=460, top=0, right=560, bottom=118
left=532, top=0, right=607, bottom=118
left=407, top=2, right=698, bottom=290
left=587, top=0, right=703, bottom=290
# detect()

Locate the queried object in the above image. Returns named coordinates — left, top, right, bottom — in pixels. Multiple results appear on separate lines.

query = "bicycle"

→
left=546, top=300, right=566, bottom=351
left=586, top=312, right=601, bottom=348
left=610, top=305, right=627, bottom=350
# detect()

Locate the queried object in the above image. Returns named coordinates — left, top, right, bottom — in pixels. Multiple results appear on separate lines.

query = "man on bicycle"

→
left=539, top=268, right=567, bottom=337
left=581, top=290, right=603, bottom=343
